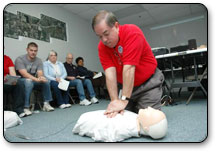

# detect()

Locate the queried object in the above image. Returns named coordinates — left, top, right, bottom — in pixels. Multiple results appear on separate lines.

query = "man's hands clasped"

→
left=104, top=99, right=128, bottom=118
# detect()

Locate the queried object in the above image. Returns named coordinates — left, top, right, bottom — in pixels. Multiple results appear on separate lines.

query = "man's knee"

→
left=43, top=81, right=51, bottom=88
left=136, top=87, right=162, bottom=111
left=16, top=79, right=25, bottom=88
left=85, top=79, right=91, bottom=84
left=50, top=81, right=58, bottom=88
left=20, top=78, right=34, bottom=89
left=75, top=79, right=83, bottom=86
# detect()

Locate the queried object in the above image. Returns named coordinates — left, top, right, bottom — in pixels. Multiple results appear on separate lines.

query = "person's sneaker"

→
left=43, top=103, right=55, bottom=112
left=33, top=110, right=40, bottom=114
left=19, top=112, right=26, bottom=118
left=79, top=99, right=92, bottom=106
left=91, top=97, right=99, bottom=104
left=59, top=104, right=68, bottom=109
left=24, top=108, right=32, bottom=116
left=65, top=104, right=72, bottom=108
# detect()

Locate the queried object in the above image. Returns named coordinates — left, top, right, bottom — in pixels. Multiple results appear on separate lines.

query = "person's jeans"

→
left=4, top=80, right=25, bottom=115
left=50, top=80, right=69, bottom=105
left=69, top=79, right=96, bottom=101
left=19, top=78, right=53, bottom=108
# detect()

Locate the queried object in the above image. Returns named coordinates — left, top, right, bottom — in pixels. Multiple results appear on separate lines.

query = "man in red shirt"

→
left=92, top=10, right=164, bottom=118
left=4, top=55, right=25, bottom=117
left=4, top=55, right=16, bottom=78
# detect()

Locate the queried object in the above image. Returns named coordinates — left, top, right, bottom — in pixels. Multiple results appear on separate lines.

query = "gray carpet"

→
left=4, top=93, right=207, bottom=142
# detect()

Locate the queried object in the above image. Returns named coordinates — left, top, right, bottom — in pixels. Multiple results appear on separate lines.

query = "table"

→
left=155, top=48, right=207, bottom=105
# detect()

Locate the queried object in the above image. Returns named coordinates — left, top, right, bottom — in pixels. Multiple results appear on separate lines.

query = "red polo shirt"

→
left=4, top=55, right=14, bottom=77
left=98, top=24, right=157, bottom=86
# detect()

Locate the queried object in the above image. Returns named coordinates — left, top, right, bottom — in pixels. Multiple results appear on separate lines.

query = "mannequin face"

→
left=138, top=107, right=166, bottom=128
left=137, top=107, right=167, bottom=139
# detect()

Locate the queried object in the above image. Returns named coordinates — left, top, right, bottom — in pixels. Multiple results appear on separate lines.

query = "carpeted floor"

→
left=4, top=92, right=207, bottom=143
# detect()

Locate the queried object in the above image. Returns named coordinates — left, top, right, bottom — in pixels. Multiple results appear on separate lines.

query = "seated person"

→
left=64, top=53, right=99, bottom=106
left=4, top=54, right=25, bottom=117
left=43, top=50, right=71, bottom=109
left=73, top=106, right=168, bottom=142
left=75, top=57, right=106, bottom=98
left=15, top=42, right=54, bottom=115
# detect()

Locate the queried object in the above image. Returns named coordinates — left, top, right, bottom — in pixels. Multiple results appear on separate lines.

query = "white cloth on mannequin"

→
left=72, top=110, right=139, bottom=142
left=4, top=111, right=23, bottom=130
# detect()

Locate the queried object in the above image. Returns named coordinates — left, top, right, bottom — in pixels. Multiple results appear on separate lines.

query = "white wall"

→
left=140, top=12, right=207, bottom=92
left=4, top=4, right=207, bottom=71
left=4, top=4, right=103, bottom=72
left=141, top=12, right=207, bottom=50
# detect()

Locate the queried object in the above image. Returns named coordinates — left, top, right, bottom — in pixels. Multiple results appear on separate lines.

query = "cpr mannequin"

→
left=137, top=107, right=168, bottom=139
left=72, top=107, right=167, bottom=142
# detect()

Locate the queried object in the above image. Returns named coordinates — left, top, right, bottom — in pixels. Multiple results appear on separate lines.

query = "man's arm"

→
left=104, top=65, right=135, bottom=118
left=37, top=70, right=47, bottom=82
left=8, top=67, right=16, bottom=76
left=105, top=67, right=118, bottom=101
left=37, top=70, right=43, bottom=78
left=122, top=65, right=135, bottom=99
left=66, top=76, right=76, bottom=80
left=18, top=69, right=39, bottom=82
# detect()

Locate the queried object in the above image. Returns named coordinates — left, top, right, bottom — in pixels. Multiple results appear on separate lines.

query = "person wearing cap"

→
left=92, top=10, right=164, bottom=118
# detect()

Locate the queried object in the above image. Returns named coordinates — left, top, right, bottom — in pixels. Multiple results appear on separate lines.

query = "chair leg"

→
left=186, top=68, right=207, bottom=105
left=186, top=87, right=197, bottom=105
left=68, top=93, right=75, bottom=104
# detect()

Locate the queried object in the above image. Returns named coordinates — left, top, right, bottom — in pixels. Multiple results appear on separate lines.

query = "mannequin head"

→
left=137, top=107, right=168, bottom=139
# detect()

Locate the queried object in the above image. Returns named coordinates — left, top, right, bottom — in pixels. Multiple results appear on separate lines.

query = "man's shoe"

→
left=59, top=104, right=68, bottom=109
left=79, top=99, right=92, bottom=106
left=19, top=112, right=26, bottom=118
left=65, top=104, right=72, bottom=108
left=43, top=103, right=54, bottom=111
left=24, top=108, right=32, bottom=116
left=91, top=97, right=99, bottom=104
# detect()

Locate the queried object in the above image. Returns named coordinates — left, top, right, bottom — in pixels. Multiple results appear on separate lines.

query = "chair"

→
left=90, top=72, right=106, bottom=99
left=4, top=91, right=13, bottom=111
left=68, top=87, right=77, bottom=104
left=3, top=84, right=15, bottom=111
left=30, top=89, right=44, bottom=111
left=186, top=67, right=207, bottom=105
left=152, top=47, right=171, bottom=96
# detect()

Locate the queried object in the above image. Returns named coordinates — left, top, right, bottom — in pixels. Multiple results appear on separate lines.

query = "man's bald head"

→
left=66, top=53, right=74, bottom=64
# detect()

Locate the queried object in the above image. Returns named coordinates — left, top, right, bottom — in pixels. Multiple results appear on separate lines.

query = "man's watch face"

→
left=121, top=96, right=126, bottom=100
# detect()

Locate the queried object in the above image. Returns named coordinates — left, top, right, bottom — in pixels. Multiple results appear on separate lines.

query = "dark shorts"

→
left=120, top=68, right=164, bottom=113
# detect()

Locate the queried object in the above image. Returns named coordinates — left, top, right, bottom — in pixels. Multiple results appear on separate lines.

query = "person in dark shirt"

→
left=64, top=53, right=99, bottom=106
left=76, top=56, right=106, bottom=98
left=76, top=57, right=96, bottom=78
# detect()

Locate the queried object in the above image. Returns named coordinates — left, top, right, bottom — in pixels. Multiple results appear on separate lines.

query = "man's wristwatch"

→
left=121, top=96, right=130, bottom=101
